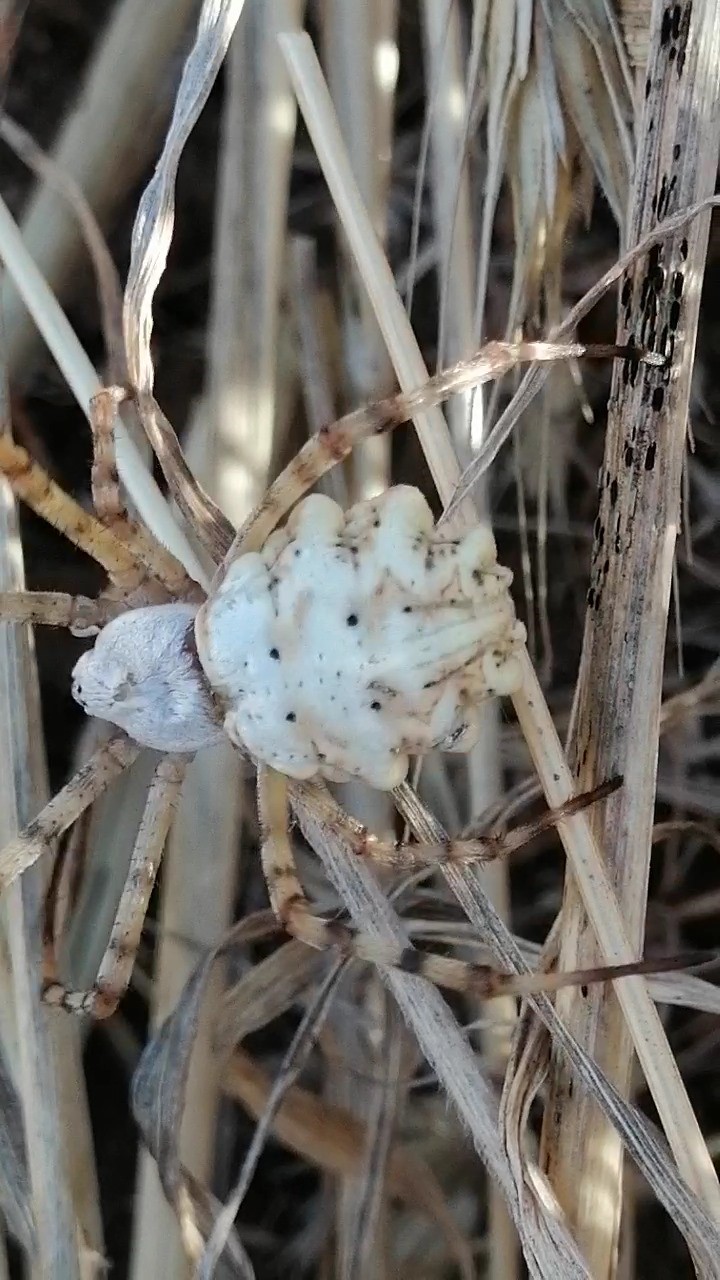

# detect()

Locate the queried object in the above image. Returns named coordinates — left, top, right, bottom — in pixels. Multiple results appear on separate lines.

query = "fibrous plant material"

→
left=467, top=0, right=633, bottom=346
left=542, top=2, right=720, bottom=1272
left=0, top=292, right=86, bottom=1280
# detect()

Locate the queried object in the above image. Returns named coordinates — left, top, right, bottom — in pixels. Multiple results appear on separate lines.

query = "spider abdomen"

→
left=196, top=487, right=525, bottom=790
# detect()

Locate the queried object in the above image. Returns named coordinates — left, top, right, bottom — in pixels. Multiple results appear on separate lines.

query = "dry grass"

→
left=0, top=2, right=719, bottom=1277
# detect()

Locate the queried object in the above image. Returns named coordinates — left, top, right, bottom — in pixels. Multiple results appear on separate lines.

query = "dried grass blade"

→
left=321, top=0, right=397, bottom=500
left=121, top=0, right=258, bottom=567
left=290, top=783, right=594, bottom=1280
left=392, top=782, right=720, bottom=1277
left=0, top=379, right=83, bottom=1277
left=123, top=0, right=249, bottom=395
left=542, top=1, right=720, bottom=1265
left=0, top=1040, right=32, bottom=1255
left=131, top=914, right=272, bottom=1272
left=549, top=15, right=629, bottom=223
left=0, top=194, right=205, bottom=578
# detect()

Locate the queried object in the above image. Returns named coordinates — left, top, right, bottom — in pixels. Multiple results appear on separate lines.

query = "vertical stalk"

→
left=320, top=8, right=400, bottom=1271
left=420, top=5, right=517, bottom=1275
left=129, top=3, right=303, bottom=1274
left=0, top=381, right=85, bottom=1279
left=541, top=2, right=720, bottom=1274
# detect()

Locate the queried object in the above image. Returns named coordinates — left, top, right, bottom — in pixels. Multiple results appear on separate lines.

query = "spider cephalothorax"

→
left=72, top=602, right=223, bottom=753
left=72, top=486, right=525, bottom=788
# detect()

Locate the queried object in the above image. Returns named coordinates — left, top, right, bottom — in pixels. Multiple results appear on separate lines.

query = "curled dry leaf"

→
left=131, top=912, right=274, bottom=1271
left=214, top=938, right=323, bottom=1052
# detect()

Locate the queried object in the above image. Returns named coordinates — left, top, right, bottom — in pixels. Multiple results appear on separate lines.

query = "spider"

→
left=0, top=339, right=678, bottom=1018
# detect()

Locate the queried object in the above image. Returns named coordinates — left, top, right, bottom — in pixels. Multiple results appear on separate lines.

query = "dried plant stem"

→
left=0, top=194, right=205, bottom=579
left=420, top=7, right=516, bottom=1273
left=0, top=413, right=85, bottom=1276
left=292, top=790, right=593, bottom=1278
left=321, top=0, right=397, bottom=500
left=279, top=29, right=720, bottom=1223
left=420, top=0, right=477, bottom=459
left=320, top=8, right=399, bottom=1270
left=131, top=5, right=303, bottom=1273
left=204, top=0, right=303, bottom=519
left=542, top=3, right=720, bottom=1271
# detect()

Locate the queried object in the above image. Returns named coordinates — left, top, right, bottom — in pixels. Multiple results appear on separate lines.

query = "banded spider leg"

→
left=190, top=340, right=687, bottom=1001
left=260, top=767, right=696, bottom=998
left=0, top=397, right=200, bottom=1015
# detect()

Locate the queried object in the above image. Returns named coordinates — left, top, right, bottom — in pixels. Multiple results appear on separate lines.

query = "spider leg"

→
left=0, top=435, right=160, bottom=594
left=131, top=388, right=235, bottom=564
left=0, top=734, right=140, bottom=892
left=90, top=388, right=208, bottom=596
left=0, top=589, right=123, bottom=633
left=280, top=773, right=692, bottom=998
left=296, top=777, right=621, bottom=873
left=43, top=753, right=187, bottom=1017
left=259, top=765, right=492, bottom=980
left=224, top=339, right=648, bottom=562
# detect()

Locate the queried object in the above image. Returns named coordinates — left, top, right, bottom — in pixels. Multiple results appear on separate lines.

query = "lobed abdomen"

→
left=196, top=487, right=525, bottom=790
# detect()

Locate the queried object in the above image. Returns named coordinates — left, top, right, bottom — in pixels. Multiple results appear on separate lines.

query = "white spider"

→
left=0, top=342, right=664, bottom=1017
left=74, top=487, right=525, bottom=788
